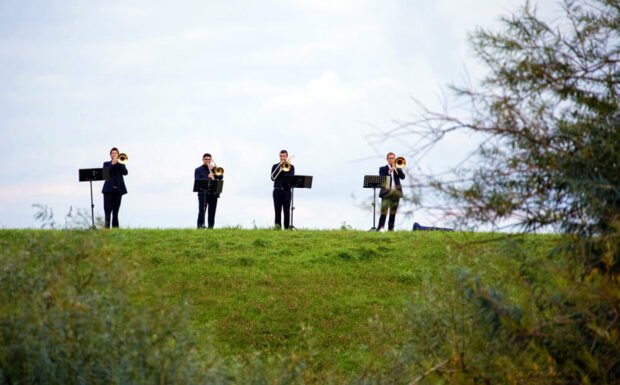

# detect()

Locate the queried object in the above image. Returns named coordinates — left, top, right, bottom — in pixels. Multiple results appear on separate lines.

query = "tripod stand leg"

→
left=89, top=180, right=95, bottom=230
left=290, top=188, right=295, bottom=230
left=369, top=187, right=377, bottom=231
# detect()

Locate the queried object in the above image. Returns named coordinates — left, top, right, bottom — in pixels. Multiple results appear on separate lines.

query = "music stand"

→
left=193, top=179, right=224, bottom=194
left=79, top=168, right=110, bottom=229
left=363, top=175, right=390, bottom=231
left=283, top=175, right=313, bottom=229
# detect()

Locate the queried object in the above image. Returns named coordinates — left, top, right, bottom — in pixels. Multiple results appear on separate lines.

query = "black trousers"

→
left=103, top=192, right=123, bottom=228
left=273, top=188, right=291, bottom=229
left=197, top=192, right=218, bottom=228
left=378, top=190, right=402, bottom=231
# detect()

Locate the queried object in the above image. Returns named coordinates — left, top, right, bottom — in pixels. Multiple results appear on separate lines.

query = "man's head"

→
left=386, top=152, right=395, bottom=166
left=203, top=153, right=212, bottom=166
left=279, top=150, right=288, bottom=162
left=110, top=147, right=119, bottom=160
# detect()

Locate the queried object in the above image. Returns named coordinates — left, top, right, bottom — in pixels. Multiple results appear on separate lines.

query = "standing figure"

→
left=270, top=149, right=295, bottom=229
left=195, top=153, right=223, bottom=229
left=102, top=147, right=128, bottom=228
left=377, top=152, right=405, bottom=231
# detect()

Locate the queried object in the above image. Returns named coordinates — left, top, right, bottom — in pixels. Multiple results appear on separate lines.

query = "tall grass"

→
left=1, top=229, right=561, bottom=383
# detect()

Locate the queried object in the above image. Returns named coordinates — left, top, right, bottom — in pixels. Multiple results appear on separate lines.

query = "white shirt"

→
left=387, top=164, right=395, bottom=188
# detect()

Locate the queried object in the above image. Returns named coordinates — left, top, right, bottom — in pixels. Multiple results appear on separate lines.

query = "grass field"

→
left=0, top=229, right=559, bottom=383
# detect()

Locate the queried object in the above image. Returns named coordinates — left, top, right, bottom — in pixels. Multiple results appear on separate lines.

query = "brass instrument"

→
left=214, top=166, right=224, bottom=176
left=395, top=157, right=406, bottom=168
left=118, top=153, right=128, bottom=164
left=209, top=161, right=224, bottom=177
left=271, top=155, right=294, bottom=181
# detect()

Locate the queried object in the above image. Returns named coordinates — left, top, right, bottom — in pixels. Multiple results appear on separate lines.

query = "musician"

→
left=102, top=147, right=128, bottom=228
left=377, top=152, right=405, bottom=231
left=195, top=153, right=223, bottom=229
left=271, top=149, right=295, bottom=229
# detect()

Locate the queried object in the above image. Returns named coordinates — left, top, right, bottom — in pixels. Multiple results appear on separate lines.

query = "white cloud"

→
left=0, top=0, right=537, bottom=229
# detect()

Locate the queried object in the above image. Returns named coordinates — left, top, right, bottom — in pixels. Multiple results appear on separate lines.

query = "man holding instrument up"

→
left=102, top=147, right=128, bottom=229
left=195, top=153, right=222, bottom=229
left=270, top=149, right=295, bottom=229
left=377, top=152, right=405, bottom=231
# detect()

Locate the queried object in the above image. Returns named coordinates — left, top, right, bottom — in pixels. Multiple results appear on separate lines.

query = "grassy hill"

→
left=0, top=229, right=558, bottom=383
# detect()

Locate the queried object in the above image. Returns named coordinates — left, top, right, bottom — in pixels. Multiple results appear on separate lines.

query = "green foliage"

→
left=389, top=1, right=620, bottom=383
left=408, top=0, right=619, bottom=235
left=0, top=231, right=235, bottom=384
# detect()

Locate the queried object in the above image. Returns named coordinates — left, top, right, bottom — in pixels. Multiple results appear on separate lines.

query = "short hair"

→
left=280, top=149, right=288, bottom=156
left=203, top=153, right=212, bottom=159
left=110, top=147, right=119, bottom=155
left=386, top=152, right=395, bottom=158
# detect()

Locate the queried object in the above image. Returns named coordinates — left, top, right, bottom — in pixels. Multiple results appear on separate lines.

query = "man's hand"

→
left=111, top=158, right=118, bottom=165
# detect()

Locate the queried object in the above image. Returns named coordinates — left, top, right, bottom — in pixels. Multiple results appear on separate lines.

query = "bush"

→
left=0, top=231, right=231, bottom=384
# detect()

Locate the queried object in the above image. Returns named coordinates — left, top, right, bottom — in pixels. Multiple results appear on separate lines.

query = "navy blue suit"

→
left=271, top=163, right=295, bottom=229
left=195, top=165, right=223, bottom=228
left=379, top=165, right=404, bottom=197
left=378, top=165, right=405, bottom=230
left=101, top=161, right=128, bottom=228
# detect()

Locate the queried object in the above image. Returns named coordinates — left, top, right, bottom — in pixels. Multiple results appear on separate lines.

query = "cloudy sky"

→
left=0, top=0, right=557, bottom=230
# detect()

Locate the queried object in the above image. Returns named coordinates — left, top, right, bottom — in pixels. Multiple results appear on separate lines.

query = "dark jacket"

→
left=271, top=163, right=295, bottom=189
left=195, top=165, right=223, bottom=196
left=102, top=161, right=128, bottom=194
left=379, top=165, right=405, bottom=198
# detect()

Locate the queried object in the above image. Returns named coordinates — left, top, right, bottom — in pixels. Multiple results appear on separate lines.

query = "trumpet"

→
left=394, top=157, right=406, bottom=168
left=118, top=153, right=128, bottom=164
left=271, top=155, right=294, bottom=181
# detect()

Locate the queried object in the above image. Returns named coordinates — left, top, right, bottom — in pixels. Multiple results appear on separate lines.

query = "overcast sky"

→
left=0, top=0, right=558, bottom=230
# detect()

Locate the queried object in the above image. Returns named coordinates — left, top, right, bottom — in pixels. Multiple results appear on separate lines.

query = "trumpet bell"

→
left=395, top=157, right=406, bottom=168
left=118, top=153, right=128, bottom=163
left=214, top=167, right=224, bottom=176
left=281, top=162, right=291, bottom=172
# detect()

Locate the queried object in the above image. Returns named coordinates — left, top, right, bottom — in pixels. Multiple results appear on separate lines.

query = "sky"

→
left=0, top=0, right=558, bottom=230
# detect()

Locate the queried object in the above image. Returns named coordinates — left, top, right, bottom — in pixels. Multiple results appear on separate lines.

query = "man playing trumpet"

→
left=377, top=152, right=405, bottom=231
left=270, top=149, right=295, bottom=229
left=195, top=153, right=223, bottom=229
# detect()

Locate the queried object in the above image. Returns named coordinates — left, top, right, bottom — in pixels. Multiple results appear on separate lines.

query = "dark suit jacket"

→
left=102, top=161, right=128, bottom=194
left=195, top=165, right=223, bottom=197
left=271, top=163, right=295, bottom=188
left=379, top=165, right=405, bottom=198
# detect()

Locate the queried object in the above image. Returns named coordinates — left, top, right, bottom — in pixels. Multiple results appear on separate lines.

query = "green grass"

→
left=0, top=229, right=559, bottom=382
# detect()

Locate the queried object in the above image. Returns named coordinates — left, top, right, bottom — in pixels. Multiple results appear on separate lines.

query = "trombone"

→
left=118, top=153, right=128, bottom=164
left=209, top=161, right=224, bottom=177
left=271, top=155, right=294, bottom=181
left=394, top=157, right=406, bottom=168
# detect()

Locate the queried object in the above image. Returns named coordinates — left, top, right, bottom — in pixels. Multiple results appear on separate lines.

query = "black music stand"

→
left=363, top=175, right=391, bottom=231
left=193, top=179, right=224, bottom=194
left=79, top=168, right=110, bottom=229
left=283, top=175, right=313, bottom=229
